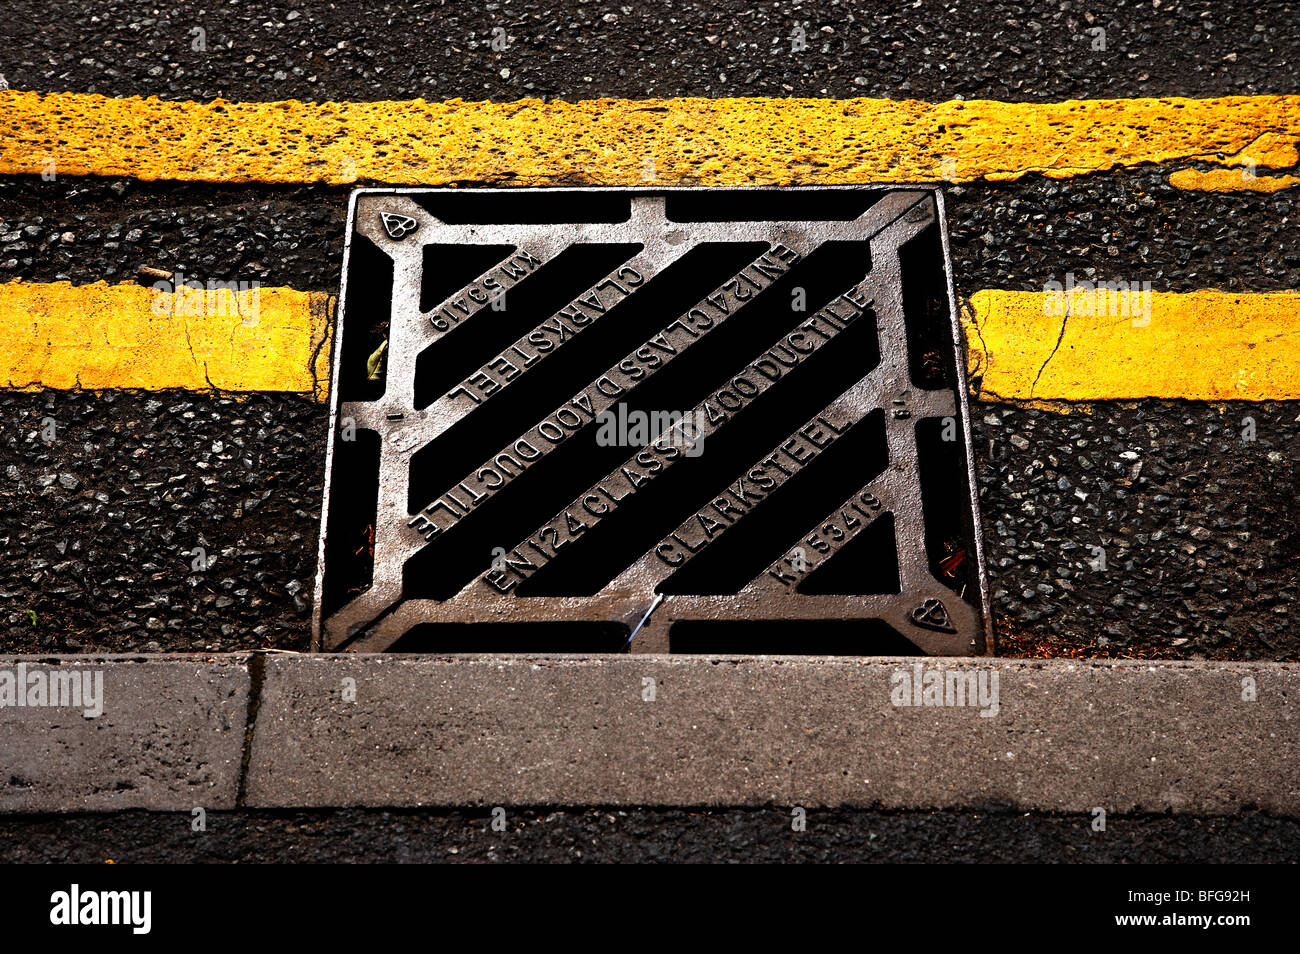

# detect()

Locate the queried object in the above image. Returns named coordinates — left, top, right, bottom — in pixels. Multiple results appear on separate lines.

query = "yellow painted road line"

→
left=1168, top=166, right=1300, bottom=193
left=3, top=281, right=1296, bottom=404
left=0, top=280, right=332, bottom=397
left=965, top=289, right=1300, bottom=402
left=1, top=91, right=1297, bottom=191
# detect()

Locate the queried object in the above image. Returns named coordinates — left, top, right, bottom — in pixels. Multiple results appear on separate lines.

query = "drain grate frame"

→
left=312, top=186, right=991, bottom=655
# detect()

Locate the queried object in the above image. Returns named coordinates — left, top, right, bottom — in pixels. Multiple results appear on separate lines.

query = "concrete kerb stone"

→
left=242, top=655, right=1299, bottom=815
left=0, top=654, right=1294, bottom=815
left=0, top=654, right=251, bottom=813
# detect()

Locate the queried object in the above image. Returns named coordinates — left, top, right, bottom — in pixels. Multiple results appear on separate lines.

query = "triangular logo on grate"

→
left=380, top=211, right=419, bottom=240
left=910, top=598, right=956, bottom=633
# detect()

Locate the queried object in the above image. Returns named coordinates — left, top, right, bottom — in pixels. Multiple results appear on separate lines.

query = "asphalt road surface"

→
left=2, top=806, right=1298, bottom=863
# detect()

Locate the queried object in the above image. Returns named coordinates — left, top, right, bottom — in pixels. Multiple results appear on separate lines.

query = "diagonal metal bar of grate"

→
left=313, top=187, right=991, bottom=655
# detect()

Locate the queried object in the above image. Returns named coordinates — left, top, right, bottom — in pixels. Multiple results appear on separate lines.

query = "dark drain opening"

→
left=403, top=239, right=873, bottom=600
left=411, top=191, right=633, bottom=224
left=319, top=427, right=381, bottom=618
left=387, top=621, right=631, bottom=653
left=900, top=221, right=957, bottom=392
left=337, top=234, right=393, bottom=403
left=668, top=619, right=922, bottom=655
left=917, top=417, right=979, bottom=599
left=598, top=241, right=872, bottom=426
left=665, top=189, right=887, bottom=222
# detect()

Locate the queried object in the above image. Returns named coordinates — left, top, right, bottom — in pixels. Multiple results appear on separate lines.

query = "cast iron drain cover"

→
left=313, top=187, right=990, bottom=655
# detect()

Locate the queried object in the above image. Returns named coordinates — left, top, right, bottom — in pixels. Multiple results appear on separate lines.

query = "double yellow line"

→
left=2, top=90, right=1298, bottom=190
left=0, top=280, right=333, bottom=398
left=3, top=281, right=1295, bottom=401
left=1, top=91, right=1296, bottom=402
left=968, top=289, right=1300, bottom=402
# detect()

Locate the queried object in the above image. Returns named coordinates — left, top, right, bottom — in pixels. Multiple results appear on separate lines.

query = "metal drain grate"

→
left=313, top=187, right=990, bottom=655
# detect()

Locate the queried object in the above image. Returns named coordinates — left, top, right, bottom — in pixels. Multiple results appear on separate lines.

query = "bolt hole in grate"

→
left=313, top=188, right=990, bottom=655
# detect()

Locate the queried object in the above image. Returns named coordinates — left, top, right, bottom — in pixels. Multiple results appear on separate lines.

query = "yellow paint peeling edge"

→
left=4, top=281, right=1298, bottom=408
left=0, top=90, right=1298, bottom=190
left=964, top=289, right=1300, bottom=403
left=0, top=279, right=333, bottom=399
left=1168, top=167, right=1300, bottom=193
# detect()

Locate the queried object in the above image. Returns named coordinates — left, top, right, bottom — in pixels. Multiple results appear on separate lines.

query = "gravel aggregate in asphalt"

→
left=2, top=0, right=1295, bottom=103
left=1, top=806, right=1295, bottom=863
left=945, top=171, right=1300, bottom=295
left=0, top=391, right=322, bottom=653
left=980, top=401, right=1300, bottom=659
left=3, top=169, right=1297, bottom=293
left=0, top=179, right=346, bottom=290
